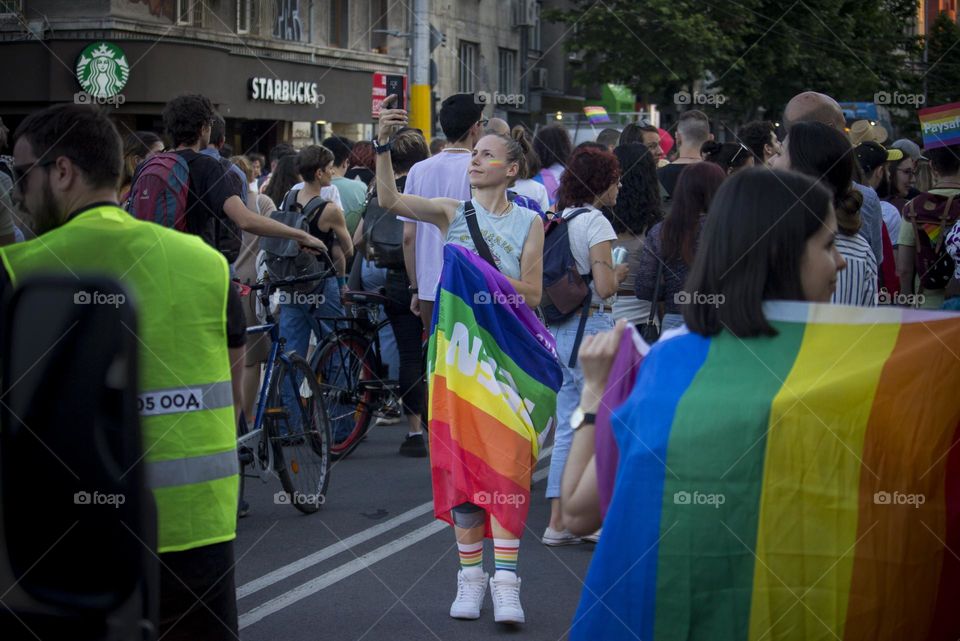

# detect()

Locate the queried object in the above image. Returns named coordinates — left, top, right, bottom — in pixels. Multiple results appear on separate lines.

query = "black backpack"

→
left=362, top=188, right=405, bottom=270
left=259, top=190, right=329, bottom=292
left=540, top=208, right=593, bottom=367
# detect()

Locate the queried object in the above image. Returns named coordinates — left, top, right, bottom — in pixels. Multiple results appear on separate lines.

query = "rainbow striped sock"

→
left=493, top=538, right=520, bottom=574
left=458, top=541, right=483, bottom=571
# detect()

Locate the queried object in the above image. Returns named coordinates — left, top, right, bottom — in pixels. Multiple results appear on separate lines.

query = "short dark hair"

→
left=533, top=124, right=572, bottom=169
left=270, top=143, right=296, bottom=163
left=556, top=147, right=620, bottom=210
left=14, top=103, right=122, bottom=190
left=247, top=152, right=266, bottom=167
left=321, top=136, right=354, bottom=167
left=700, top=141, right=753, bottom=173
left=596, top=128, right=621, bottom=149
left=926, top=145, right=960, bottom=177
left=209, top=113, right=226, bottom=147
left=738, top=120, right=776, bottom=162
left=163, top=94, right=215, bottom=148
left=684, top=168, right=833, bottom=338
left=297, top=145, right=335, bottom=183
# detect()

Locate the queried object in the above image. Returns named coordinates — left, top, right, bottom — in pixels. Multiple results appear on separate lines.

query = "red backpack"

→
left=125, top=152, right=191, bottom=231
left=903, top=192, right=960, bottom=292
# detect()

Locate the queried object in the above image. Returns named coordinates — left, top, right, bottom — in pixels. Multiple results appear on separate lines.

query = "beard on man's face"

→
left=25, top=180, right=62, bottom=235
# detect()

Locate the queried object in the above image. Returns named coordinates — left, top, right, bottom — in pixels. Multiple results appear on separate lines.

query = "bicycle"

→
left=313, top=290, right=420, bottom=460
left=237, top=273, right=332, bottom=514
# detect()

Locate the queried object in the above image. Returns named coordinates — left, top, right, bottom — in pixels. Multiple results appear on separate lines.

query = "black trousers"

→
left=158, top=540, right=238, bottom=641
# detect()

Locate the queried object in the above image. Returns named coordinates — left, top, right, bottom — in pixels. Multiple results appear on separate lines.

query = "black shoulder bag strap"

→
left=463, top=200, right=499, bottom=270
left=563, top=208, right=594, bottom=369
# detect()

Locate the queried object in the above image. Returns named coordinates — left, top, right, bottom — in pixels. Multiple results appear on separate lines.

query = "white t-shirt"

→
left=512, top=178, right=550, bottom=212
left=880, top=200, right=901, bottom=247
left=291, top=181, right=343, bottom=211
left=561, top=205, right=618, bottom=304
left=397, top=149, right=473, bottom=301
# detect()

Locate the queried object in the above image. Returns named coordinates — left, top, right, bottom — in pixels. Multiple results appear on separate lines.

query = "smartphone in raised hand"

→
left=385, top=75, right=405, bottom=111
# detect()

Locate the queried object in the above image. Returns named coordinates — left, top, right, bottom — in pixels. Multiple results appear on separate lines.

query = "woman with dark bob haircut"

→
left=558, top=168, right=847, bottom=638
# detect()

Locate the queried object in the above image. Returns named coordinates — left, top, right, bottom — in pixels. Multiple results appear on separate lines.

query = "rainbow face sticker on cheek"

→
left=488, top=159, right=505, bottom=166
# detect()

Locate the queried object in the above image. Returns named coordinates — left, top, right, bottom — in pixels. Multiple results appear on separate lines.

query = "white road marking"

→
left=238, top=450, right=554, bottom=627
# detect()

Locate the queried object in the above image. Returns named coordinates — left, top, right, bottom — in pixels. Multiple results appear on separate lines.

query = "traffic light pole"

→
left=410, top=0, right=431, bottom=143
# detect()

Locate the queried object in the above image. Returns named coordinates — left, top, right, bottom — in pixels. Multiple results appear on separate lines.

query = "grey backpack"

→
left=259, top=189, right=328, bottom=292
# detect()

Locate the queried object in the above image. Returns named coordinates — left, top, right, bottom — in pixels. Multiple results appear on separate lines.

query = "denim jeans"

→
left=661, top=312, right=685, bottom=333
left=360, top=259, right=400, bottom=380
left=546, top=309, right=615, bottom=499
left=278, top=277, right=343, bottom=431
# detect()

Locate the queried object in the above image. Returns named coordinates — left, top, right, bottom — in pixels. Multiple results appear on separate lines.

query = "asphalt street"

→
left=235, top=420, right=595, bottom=641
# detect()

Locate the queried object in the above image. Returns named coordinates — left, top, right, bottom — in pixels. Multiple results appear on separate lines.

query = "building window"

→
left=530, top=1, right=541, bottom=51
left=498, top=48, right=517, bottom=97
left=237, top=0, right=252, bottom=33
left=330, top=0, right=349, bottom=47
left=274, top=0, right=303, bottom=41
left=176, top=0, right=203, bottom=26
left=371, top=0, right=388, bottom=53
left=459, top=41, right=479, bottom=94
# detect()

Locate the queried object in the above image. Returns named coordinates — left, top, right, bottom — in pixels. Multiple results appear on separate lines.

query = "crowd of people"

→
left=1, top=85, right=958, bottom=639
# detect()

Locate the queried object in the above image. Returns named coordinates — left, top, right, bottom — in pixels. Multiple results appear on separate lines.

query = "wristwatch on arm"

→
left=570, top=406, right=597, bottom=432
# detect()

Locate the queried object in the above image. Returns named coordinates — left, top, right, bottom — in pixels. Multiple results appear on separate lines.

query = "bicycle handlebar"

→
left=246, top=272, right=330, bottom=292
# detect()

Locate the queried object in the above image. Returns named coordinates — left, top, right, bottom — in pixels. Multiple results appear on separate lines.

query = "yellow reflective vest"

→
left=0, top=204, right=238, bottom=553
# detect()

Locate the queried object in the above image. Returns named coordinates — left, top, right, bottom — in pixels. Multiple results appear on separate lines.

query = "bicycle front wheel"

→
left=314, top=332, right=378, bottom=460
left=266, top=353, right=331, bottom=514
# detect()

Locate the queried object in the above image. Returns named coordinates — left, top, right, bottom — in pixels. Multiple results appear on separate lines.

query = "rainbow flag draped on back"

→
left=428, top=245, right=562, bottom=538
left=573, top=302, right=960, bottom=641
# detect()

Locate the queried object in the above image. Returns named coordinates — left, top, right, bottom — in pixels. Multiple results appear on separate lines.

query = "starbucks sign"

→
left=76, top=42, right=130, bottom=98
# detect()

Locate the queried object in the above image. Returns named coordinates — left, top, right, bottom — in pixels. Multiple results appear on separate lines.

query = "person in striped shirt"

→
left=773, top=122, right=876, bottom=306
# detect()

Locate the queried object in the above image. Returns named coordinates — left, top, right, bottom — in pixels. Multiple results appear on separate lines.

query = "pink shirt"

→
left=398, top=149, right=472, bottom=301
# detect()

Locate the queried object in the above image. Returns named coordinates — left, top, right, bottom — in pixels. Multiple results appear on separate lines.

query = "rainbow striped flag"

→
left=919, top=101, right=960, bottom=150
left=583, top=105, right=612, bottom=124
left=573, top=302, right=960, bottom=641
left=428, top=245, right=562, bottom=538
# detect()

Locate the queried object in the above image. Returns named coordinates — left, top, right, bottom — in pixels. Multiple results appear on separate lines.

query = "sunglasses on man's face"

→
left=11, top=159, right=57, bottom=185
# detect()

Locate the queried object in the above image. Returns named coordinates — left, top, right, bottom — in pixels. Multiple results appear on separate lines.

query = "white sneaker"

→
left=490, top=572, right=525, bottom=624
left=583, top=528, right=602, bottom=543
left=541, top=526, right=583, bottom=546
left=449, top=569, right=487, bottom=620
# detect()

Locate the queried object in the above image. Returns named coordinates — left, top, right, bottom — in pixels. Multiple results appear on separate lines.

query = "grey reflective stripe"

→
left=148, top=450, right=238, bottom=489
left=138, top=381, right=233, bottom=417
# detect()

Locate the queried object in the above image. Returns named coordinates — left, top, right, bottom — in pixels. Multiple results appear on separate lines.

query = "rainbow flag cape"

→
left=428, top=245, right=562, bottom=538
left=919, top=101, right=960, bottom=150
left=573, top=302, right=960, bottom=641
left=584, top=105, right=612, bottom=124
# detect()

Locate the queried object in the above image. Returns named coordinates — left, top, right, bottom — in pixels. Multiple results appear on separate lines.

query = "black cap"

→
left=438, top=93, right=485, bottom=143
left=855, top=141, right=903, bottom=175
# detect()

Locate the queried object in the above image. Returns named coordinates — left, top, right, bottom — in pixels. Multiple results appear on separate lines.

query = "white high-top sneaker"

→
left=489, top=572, right=525, bottom=624
left=449, top=569, right=488, bottom=620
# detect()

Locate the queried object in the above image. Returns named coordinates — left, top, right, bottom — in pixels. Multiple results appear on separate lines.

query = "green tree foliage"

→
left=924, top=11, right=960, bottom=106
left=546, top=0, right=922, bottom=120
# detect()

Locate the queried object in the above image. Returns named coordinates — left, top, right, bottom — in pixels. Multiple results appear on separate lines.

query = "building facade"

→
left=0, top=0, right=409, bottom=152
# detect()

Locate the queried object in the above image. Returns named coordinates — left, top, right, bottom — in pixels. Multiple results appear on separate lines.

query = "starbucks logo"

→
left=76, top=42, right=129, bottom=98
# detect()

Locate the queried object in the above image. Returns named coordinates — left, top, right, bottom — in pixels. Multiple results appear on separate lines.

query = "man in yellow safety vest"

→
left=1, top=103, right=246, bottom=640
